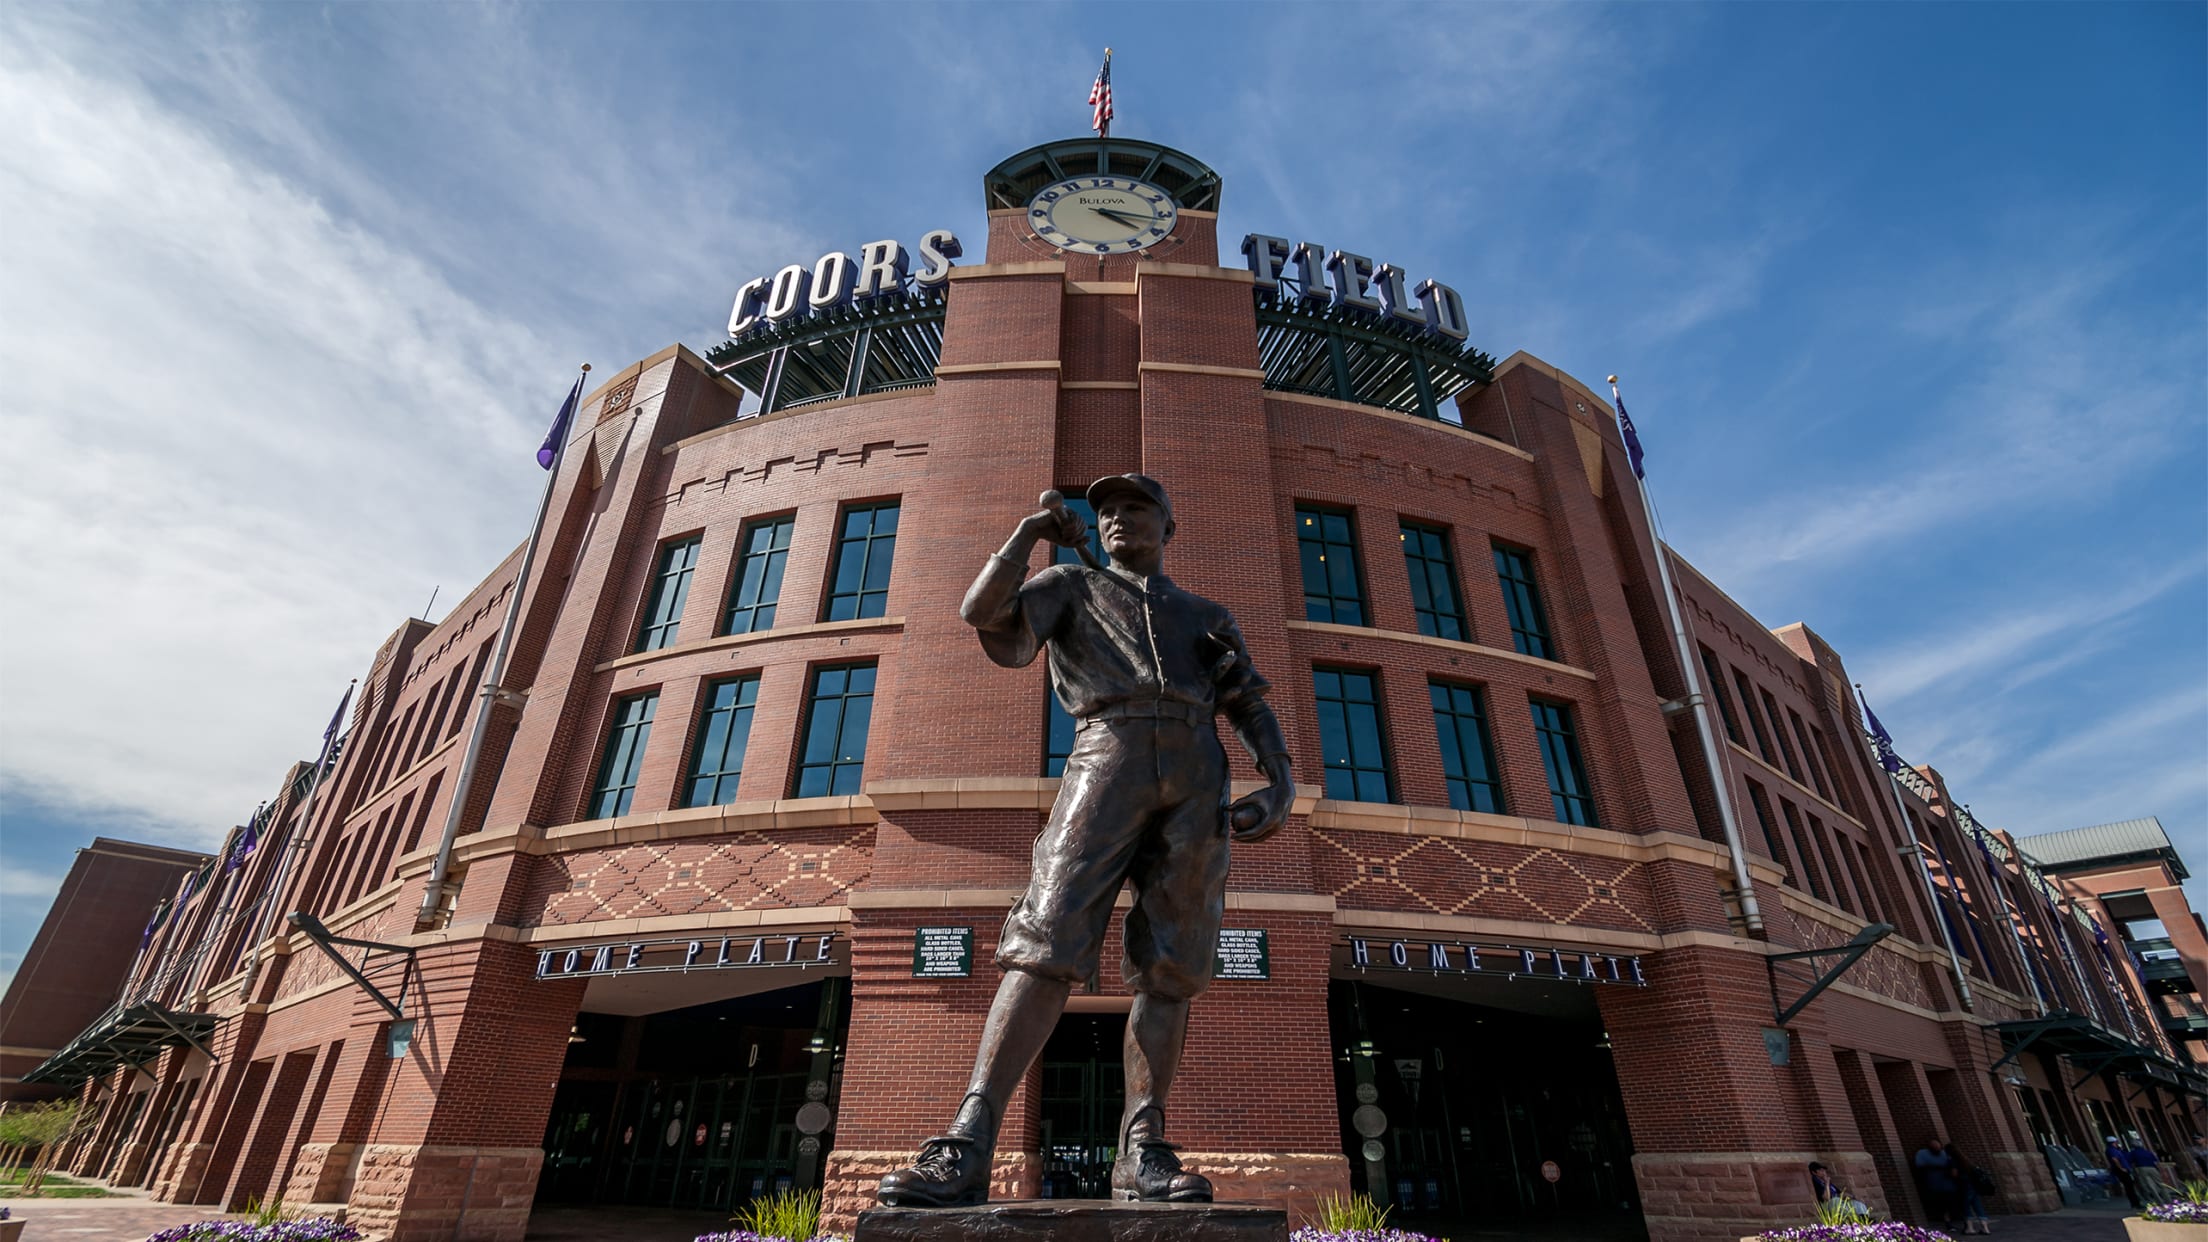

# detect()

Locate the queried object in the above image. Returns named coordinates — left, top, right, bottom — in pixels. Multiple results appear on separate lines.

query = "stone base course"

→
left=347, top=1143, right=544, bottom=1242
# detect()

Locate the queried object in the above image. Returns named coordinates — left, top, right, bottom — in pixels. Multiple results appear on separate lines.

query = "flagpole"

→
left=1855, top=685, right=1974, bottom=1011
left=416, top=364, right=590, bottom=929
left=1607, top=378, right=1764, bottom=936
left=1961, top=805, right=2046, bottom=1015
left=238, top=679, right=355, bottom=1002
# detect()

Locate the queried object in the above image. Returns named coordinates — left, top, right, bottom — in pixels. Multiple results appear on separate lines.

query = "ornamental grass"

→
left=2142, top=1179, right=2208, bottom=1224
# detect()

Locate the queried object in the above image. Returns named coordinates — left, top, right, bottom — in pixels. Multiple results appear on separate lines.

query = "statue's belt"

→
left=1075, top=700, right=1210, bottom=729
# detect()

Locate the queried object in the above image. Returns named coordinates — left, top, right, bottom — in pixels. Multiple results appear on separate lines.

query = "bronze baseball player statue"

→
left=877, top=474, right=1295, bottom=1207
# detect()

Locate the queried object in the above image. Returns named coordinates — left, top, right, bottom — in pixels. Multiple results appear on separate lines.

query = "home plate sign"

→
left=535, top=932, right=840, bottom=979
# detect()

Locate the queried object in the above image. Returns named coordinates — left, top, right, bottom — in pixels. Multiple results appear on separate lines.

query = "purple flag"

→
left=226, top=805, right=262, bottom=874
left=323, top=683, right=354, bottom=747
left=536, top=376, right=584, bottom=470
left=140, top=898, right=169, bottom=948
left=1614, top=392, right=1647, bottom=480
left=1859, top=689, right=1903, bottom=774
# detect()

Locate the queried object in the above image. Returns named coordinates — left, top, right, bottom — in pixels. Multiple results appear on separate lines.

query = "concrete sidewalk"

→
left=0, top=1182, right=243, bottom=1241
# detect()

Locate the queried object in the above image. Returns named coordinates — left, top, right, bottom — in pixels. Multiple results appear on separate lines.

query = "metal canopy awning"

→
left=1993, top=1012, right=2207, bottom=1100
left=21, top=1002, right=218, bottom=1086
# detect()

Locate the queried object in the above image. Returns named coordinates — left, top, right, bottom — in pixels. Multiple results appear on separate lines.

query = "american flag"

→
left=1088, top=50, right=1113, bottom=137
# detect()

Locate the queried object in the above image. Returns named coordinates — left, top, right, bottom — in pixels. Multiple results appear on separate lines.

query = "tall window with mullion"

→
left=1530, top=698, right=1597, bottom=826
left=1400, top=522, right=1467, bottom=641
left=1429, top=680, right=1504, bottom=813
left=1492, top=543, right=1556, bottom=661
left=1297, top=506, right=1366, bottom=625
left=724, top=515, right=795, bottom=635
left=1314, top=667, right=1393, bottom=802
left=796, top=663, right=876, bottom=797
left=685, top=674, right=762, bottom=807
left=824, top=502, right=900, bottom=621
left=635, top=536, right=701, bottom=652
left=589, top=693, right=658, bottom=819
left=1044, top=493, right=1103, bottom=776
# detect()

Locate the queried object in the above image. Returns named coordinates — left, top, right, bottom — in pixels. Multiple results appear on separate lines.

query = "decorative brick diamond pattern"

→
left=529, top=826, right=872, bottom=926
left=1311, top=828, right=1656, bottom=932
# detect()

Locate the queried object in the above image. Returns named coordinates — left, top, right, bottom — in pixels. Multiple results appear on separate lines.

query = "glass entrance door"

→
left=612, top=1071, right=809, bottom=1210
left=1040, top=1012, right=1126, bottom=1199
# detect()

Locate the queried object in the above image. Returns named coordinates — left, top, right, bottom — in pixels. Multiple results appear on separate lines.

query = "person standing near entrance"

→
left=2104, top=1136, right=2144, bottom=1209
left=876, top=475, right=1296, bottom=1208
left=2128, top=1136, right=2170, bottom=1204
left=1914, top=1138, right=1961, bottom=1229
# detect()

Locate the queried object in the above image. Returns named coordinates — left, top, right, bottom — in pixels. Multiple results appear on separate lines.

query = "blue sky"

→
left=1, top=2, right=2202, bottom=988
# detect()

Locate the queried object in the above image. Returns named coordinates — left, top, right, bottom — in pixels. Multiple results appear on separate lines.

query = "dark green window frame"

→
left=1699, top=647, right=1743, bottom=745
left=589, top=692, right=658, bottom=819
left=1745, top=779, right=1791, bottom=878
left=1400, top=522, right=1467, bottom=641
left=724, top=514, right=796, bottom=635
left=795, top=662, right=876, bottom=797
left=1732, top=668, right=1778, bottom=766
left=1761, top=688, right=1805, bottom=783
left=1429, top=680, right=1504, bottom=814
left=1530, top=698, right=1596, bottom=826
left=1297, top=505, right=1367, bottom=626
left=1492, top=543, right=1556, bottom=661
left=824, top=501, right=900, bottom=622
left=1780, top=799, right=1826, bottom=901
left=636, top=537, right=701, bottom=653
left=1314, top=667, right=1393, bottom=802
left=685, top=674, right=762, bottom=808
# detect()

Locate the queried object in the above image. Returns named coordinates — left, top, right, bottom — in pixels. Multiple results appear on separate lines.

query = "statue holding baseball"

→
left=876, top=474, right=1296, bottom=1207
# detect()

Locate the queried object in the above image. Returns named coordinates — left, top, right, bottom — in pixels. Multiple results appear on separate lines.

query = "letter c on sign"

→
left=728, top=277, right=769, bottom=337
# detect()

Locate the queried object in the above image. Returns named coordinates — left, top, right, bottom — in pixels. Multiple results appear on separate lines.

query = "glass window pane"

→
left=1313, top=668, right=1394, bottom=803
left=825, top=504, right=899, bottom=623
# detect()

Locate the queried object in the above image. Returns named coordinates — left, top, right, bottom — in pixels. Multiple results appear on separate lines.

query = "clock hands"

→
left=1091, top=205, right=1151, bottom=230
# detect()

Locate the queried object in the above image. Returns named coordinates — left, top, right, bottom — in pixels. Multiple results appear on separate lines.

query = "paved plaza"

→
left=0, top=1181, right=2144, bottom=1242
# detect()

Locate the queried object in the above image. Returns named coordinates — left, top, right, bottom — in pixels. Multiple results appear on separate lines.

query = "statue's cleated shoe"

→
left=876, top=1133, right=992, bottom=1207
left=1110, top=1139, right=1213, bottom=1203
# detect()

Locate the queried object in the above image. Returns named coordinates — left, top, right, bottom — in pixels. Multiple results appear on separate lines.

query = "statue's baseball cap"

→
left=1086, top=473, right=1173, bottom=522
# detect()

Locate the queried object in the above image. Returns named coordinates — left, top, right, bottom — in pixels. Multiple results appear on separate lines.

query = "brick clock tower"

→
left=815, top=137, right=1350, bottom=1222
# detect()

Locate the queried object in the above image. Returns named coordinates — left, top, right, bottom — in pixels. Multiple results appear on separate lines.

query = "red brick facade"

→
left=21, top=139, right=2205, bottom=1240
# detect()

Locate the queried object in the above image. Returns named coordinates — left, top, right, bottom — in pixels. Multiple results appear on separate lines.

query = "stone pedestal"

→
left=855, top=1200, right=1289, bottom=1242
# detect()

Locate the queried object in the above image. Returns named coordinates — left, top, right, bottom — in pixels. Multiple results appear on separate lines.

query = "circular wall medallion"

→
left=1541, top=1160, right=1562, bottom=1183
left=798, top=1135, right=821, bottom=1156
left=805, top=1080, right=830, bottom=1102
left=1354, top=1083, right=1379, bottom=1105
left=795, top=1101, right=834, bottom=1135
left=1360, top=1139, right=1386, bottom=1163
left=1351, top=1104, right=1388, bottom=1138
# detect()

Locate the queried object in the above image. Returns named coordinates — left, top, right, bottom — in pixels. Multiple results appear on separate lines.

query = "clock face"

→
left=1027, top=176, right=1179, bottom=254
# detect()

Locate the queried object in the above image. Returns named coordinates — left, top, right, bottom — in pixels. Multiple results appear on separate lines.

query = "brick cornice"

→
left=593, top=616, right=906, bottom=675
left=1266, top=391, right=1537, bottom=462
left=1285, top=619, right=1597, bottom=681
left=1138, top=361, right=1265, bottom=380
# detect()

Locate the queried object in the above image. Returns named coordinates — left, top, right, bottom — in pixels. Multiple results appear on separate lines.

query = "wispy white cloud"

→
left=0, top=21, right=563, bottom=843
left=1864, top=557, right=2204, bottom=704
left=1683, top=210, right=2200, bottom=589
left=0, top=864, right=62, bottom=900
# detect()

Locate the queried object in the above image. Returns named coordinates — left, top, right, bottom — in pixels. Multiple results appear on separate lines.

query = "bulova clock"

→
left=1027, top=175, right=1180, bottom=254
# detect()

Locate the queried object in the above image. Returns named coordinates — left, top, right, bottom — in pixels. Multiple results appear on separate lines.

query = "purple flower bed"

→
left=1748, top=1219, right=1960, bottom=1228
left=694, top=1233, right=845, bottom=1242
left=1289, top=1219, right=1448, bottom=1228
left=145, top=1222, right=362, bottom=1242
left=2144, top=1200, right=2208, bottom=1225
